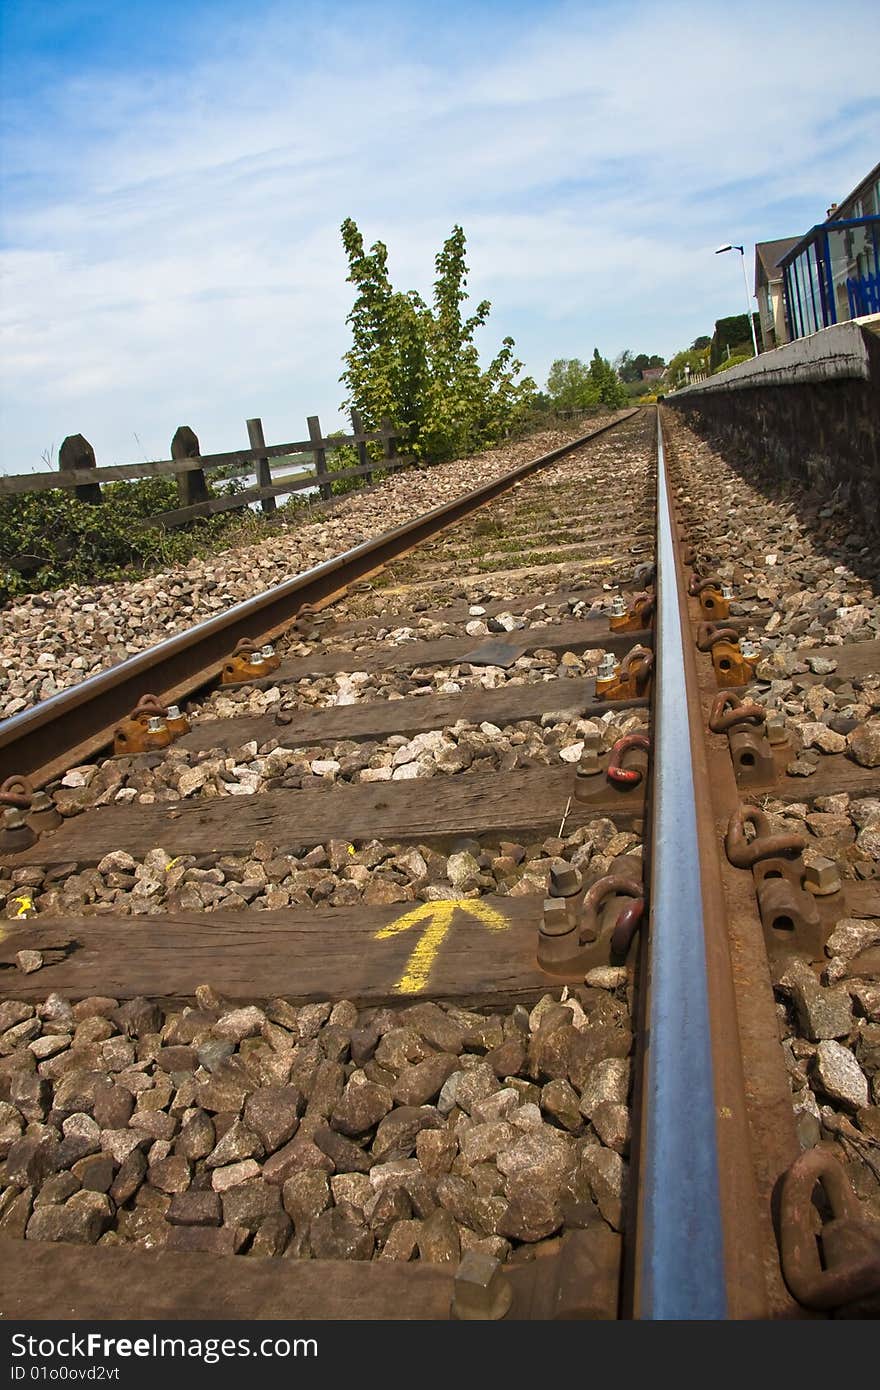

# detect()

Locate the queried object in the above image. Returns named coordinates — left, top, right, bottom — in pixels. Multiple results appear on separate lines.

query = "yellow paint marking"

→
left=11, top=894, right=34, bottom=918
left=375, top=898, right=508, bottom=995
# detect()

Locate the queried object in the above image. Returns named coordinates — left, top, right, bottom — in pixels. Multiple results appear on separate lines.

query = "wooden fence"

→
left=0, top=408, right=412, bottom=528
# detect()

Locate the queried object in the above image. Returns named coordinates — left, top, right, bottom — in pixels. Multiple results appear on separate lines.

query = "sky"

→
left=1, top=0, right=878, bottom=473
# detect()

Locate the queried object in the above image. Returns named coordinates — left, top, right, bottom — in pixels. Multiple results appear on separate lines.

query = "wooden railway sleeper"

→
left=779, top=1148, right=880, bottom=1313
left=696, top=621, right=758, bottom=687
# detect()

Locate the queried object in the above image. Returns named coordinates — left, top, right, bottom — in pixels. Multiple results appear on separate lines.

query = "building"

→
left=779, top=161, right=880, bottom=340
left=640, top=365, right=665, bottom=381
left=754, top=237, right=800, bottom=349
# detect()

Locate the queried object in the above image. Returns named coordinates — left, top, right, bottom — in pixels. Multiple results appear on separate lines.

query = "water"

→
left=217, top=468, right=318, bottom=511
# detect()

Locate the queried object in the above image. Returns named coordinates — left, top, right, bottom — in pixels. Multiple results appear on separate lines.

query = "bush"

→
left=1, top=476, right=244, bottom=604
left=709, top=315, right=758, bottom=370
left=712, top=352, right=752, bottom=374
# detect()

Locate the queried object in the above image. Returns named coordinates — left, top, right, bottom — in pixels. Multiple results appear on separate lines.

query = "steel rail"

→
left=0, top=410, right=639, bottom=787
left=635, top=409, right=726, bottom=1318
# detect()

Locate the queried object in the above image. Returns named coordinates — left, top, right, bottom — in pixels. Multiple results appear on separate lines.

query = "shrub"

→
left=1, top=477, right=244, bottom=604
left=712, top=352, right=752, bottom=374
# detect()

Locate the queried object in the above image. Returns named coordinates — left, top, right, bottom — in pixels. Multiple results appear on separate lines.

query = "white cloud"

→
left=1, top=0, right=878, bottom=469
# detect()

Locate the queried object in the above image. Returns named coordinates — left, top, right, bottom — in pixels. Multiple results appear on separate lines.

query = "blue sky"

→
left=1, top=0, right=878, bottom=471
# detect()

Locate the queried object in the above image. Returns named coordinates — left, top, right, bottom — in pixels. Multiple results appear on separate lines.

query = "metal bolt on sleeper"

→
left=541, top=896, right=574, bottom=933
left=549, top=859, right=580, bottom=898
left=452, top=1252, right=513, bottom=1320
left=804, top=856, right=842, bottom=896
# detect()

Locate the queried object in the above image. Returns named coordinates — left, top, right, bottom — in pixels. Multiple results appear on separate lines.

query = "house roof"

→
left=827, top=160, right=880, bottom=221
left=754, top=237, right=801, bottom=292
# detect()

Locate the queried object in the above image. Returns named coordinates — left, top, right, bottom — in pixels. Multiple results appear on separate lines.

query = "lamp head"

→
left=715, top=244, right=732, bottom=254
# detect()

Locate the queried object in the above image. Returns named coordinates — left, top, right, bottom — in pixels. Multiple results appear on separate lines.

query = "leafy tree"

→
left=709, top=314, right=758, bottom=370
left=667, top=345, right=710, bottom=386
left=691, top=335, right=711, bottom=351
left=614, top=349, right=637, bottom=382
left=339, top=220, right=535, bottom=463
left=615, top=350, right=665, bottom=382
left=546, top=359, right=600, bottom=410
left=589, top=349, right=628, bottom=408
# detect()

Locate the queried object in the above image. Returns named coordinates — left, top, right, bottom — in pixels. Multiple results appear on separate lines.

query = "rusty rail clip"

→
left=708, top=691, right=765, bottom=734
left=0, top=775, right=34, bottom=809
left=696, top=621, right=741, bottom=652
left=606, top=733, right=650, bottom=787
left=710, top=693, right=776, bottom=788
left=779, top=1148, right=880, bottom=1310
left=696, top=622, right=756, bottom=687
left=724, top=804, right=805, bottom=868
left=688, top=575, right=731, bottom=620
left=112, top=695, right=173, bottom=757
left=580, top=873, right=643, bottom=945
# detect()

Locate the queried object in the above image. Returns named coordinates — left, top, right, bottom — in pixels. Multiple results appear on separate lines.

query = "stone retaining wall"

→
left=665, top=317, right=880, bottom=535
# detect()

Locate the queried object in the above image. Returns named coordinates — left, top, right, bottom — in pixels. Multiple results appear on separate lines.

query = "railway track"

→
left=1, top=405, right=878, bottom=1321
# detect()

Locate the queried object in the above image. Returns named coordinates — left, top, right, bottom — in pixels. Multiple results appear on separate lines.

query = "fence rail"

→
left=0, top=409, right=411, bottom=523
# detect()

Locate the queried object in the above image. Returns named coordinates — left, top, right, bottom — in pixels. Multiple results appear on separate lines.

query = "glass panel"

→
left=794, top=249, right=819, bottom=333
left=783, top=268, right=799, bottom=337
left=809, top=239, right=828, bottom=327
left=828, top=221, right=878, bottom=319
left=791, top=258, right=804, bottom=335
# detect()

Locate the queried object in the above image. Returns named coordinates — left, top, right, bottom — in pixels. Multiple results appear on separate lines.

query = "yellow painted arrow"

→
left=375, top=898, right=508, bottom=995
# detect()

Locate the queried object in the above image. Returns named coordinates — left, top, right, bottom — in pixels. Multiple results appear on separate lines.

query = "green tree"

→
left=691, top=335, right=711, bottom=351
left=667, top=345, right=709, bottom=386
left=589, top=349, right=628, bottom=408
left=546, top=359, right=600, bottom=410
left=339, top=220, right=535, bottom=463
left=614, top=350, right=665, bottom=382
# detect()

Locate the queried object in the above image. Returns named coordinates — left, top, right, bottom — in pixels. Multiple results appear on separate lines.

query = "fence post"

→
left=171, top=426, right=208, bottom=508
left=350, top=407, right=372, bottom=486
left=380, top=417, right=399, bottom=473
left=59, top=434, right=102, bottom=505
left=246, top=418, right=276, bottom=514
left=307, top=415, right=331, bottom=502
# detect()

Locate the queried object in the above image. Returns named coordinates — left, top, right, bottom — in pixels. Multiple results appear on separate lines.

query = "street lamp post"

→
left=715, top=244, right=759, bottom=357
